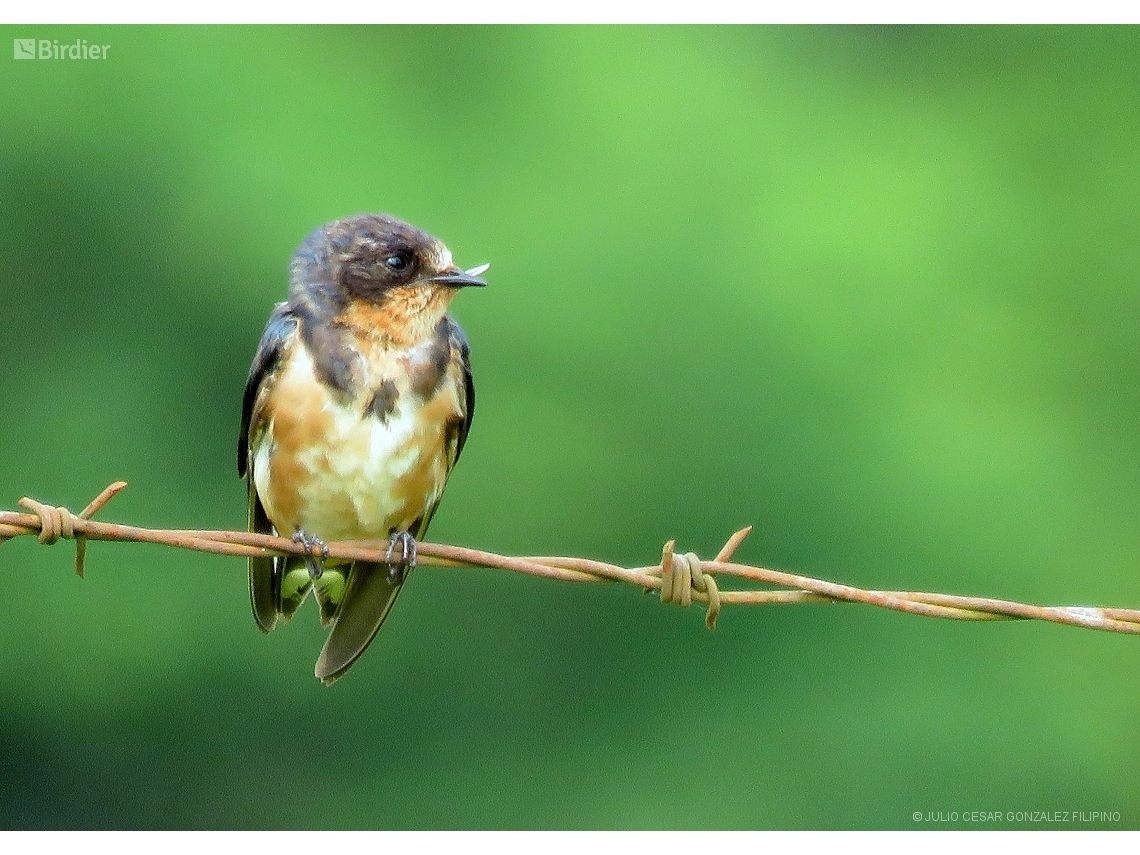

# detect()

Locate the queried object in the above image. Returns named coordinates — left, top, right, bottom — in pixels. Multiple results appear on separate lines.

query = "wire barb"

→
left=2, top=481, right=1140, bottom=638
left=12, top=481, right=129, bottom=577
left=658, top=540, right=722, bottom=629
left=715, top=526, right=753, bottom=562
left=18, top=497, right=75, bottom=545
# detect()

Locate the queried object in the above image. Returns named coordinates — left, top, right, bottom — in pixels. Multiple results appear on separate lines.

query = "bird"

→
left=238, top=213, right=487, bottom=684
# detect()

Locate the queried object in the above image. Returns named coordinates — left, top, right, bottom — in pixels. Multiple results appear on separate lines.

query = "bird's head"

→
left=290, top=213, right=487, bottom=344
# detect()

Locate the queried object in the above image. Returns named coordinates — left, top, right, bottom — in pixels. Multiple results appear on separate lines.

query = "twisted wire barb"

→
left=3, top=482, right=1140, bottom=636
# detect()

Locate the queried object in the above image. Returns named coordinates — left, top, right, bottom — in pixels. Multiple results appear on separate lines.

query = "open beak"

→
left=431, top=263, right=489, bottom=288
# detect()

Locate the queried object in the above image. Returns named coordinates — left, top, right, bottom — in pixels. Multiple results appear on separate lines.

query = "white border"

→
left=3, top=2, right=1139, bottom=25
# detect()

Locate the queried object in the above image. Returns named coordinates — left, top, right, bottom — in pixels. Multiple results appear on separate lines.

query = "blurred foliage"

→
left=1, top=25, right=1139, bottom=829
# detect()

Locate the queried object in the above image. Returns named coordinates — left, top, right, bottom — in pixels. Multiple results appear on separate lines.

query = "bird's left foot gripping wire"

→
left=385, top=530, right=417, bottom=582
left=292, top=530, right=329, bottom=580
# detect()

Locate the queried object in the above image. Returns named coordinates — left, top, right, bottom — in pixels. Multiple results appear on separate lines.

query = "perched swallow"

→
left=238, top=213, right=486, bottom=684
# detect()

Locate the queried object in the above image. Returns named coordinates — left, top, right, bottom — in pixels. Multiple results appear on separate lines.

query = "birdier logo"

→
left=13, top=38, right=109, bottom=60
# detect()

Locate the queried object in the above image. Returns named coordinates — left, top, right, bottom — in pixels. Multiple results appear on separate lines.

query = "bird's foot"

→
left=292, top=529, right=329, bottom=580
left=385, top=530, right=417, bottom=582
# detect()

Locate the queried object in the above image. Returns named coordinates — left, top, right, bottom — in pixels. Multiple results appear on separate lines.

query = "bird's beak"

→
left=431, top=263, right=489, bottom=288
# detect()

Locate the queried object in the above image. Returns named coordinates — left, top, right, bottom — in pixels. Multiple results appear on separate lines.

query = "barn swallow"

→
left=238, top=213, right=486, bottom=684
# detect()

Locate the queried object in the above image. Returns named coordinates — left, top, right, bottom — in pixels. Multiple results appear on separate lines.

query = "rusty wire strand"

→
left=2, top=482, right=1140, bottom=636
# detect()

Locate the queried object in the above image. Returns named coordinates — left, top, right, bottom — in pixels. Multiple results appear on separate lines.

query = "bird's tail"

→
left=313, top=561, right=407, bottom=685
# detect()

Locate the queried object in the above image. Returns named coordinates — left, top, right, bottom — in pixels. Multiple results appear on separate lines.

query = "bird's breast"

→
left=252, top=333, right=461, bottom=542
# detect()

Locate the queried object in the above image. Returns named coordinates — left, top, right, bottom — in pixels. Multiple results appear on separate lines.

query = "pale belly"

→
left=251, top=350, right=454, bottom=542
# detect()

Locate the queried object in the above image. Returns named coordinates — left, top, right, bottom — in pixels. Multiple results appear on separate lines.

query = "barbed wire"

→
left=2, top=481, right=1140, bottom=635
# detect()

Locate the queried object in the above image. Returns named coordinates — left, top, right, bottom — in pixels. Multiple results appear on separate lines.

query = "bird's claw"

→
left=292, top=529, right=329, bottom=580
left=385, top=530, right=417, bottom=582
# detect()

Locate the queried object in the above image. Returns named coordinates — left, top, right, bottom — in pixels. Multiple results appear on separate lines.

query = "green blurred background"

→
left=1, top=25, right=1138, bottom=830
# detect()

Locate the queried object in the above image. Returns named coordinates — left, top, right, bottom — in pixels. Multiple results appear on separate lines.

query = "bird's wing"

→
left=239, top=302, right=296, bottom=476
left=239, top=303, right=300, bottom=633
left=314, top=562, right=403, bottom=685
left=448, top=315, right=476, bottom=467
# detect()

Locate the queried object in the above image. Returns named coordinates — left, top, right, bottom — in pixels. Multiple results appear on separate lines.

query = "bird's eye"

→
left=385, top=253, right=409, bottom=271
